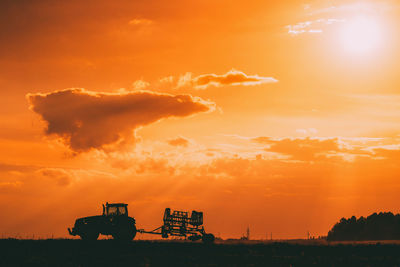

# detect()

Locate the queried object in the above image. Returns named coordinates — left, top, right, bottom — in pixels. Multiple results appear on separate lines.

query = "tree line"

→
left=327, top=212, right=400, bottom=241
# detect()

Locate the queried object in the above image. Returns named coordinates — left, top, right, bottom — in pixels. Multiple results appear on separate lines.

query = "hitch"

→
left=68, top=227, right=76, bottom=236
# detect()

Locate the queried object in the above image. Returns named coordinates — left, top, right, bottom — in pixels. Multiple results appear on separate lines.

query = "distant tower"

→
left=240, top=226, right=250, bottom=240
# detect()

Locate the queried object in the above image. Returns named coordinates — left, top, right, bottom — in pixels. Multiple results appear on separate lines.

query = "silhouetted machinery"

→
left=138, top=208, right=215, bottom=243
left=68, top=203, right=137, bottom=241
left=68, top=204, right=214, bottom=243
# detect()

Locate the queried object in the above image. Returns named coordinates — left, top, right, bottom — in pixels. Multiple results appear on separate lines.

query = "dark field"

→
left=1, top=239, right=400, bottom=267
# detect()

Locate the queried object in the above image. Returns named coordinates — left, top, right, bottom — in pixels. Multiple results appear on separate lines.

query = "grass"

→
left=1, top=239, right=400, bottom=266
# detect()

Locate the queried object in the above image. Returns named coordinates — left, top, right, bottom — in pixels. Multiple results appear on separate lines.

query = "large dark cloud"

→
left=27, top=88, right=214, bottom=152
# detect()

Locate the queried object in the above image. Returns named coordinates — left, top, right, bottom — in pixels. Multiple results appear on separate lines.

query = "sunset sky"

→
left=1, top=0, right=400, bottom=239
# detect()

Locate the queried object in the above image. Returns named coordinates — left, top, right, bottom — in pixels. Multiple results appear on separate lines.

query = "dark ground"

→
left=1, top=239, right=400, bottom=267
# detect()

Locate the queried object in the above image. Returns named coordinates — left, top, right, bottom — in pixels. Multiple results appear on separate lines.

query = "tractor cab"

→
left=102, top=202, right=128, bottom=217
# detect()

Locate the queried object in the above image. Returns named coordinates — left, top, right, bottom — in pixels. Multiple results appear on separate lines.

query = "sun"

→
left=339, top=16, right=383, bottom=54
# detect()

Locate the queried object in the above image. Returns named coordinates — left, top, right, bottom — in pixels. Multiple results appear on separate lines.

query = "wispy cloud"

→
left=130, top=69, right=278, bottom=91
left=132, top=79, right=150, bottom=90
left=177, top=69, right=278, bottom=89
left=296, top=128, right=318, bottom=135
left=307, top=2, right=394, bottom=16
left=287, top=1, right=395, bottom=36
left=286, top=18, right=345, bottom=35
left=129, top=18, right=153, bottom=26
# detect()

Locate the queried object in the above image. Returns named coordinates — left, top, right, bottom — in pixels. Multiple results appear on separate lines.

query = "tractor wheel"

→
left=113, top=222, right=137, bottom=241
left=80, top=230, right=99, bottom=241
left=202, top=233, right=215, bottom=244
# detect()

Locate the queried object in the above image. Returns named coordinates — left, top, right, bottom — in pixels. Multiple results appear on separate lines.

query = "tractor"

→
left=68, top=204, right=215, bottom=243
left=68, top=203, right=137, bottom=241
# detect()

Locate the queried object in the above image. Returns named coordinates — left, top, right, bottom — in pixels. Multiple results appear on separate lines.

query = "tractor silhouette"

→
left=68, top=203, right=136, bottom=241
left=68, top=203, right=214, bottom=243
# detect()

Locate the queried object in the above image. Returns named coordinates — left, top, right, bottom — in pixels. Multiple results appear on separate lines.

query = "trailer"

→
left=138, top=208, right=215, bottom=243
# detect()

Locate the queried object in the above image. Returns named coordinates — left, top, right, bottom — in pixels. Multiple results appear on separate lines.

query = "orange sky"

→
left=1, top=0, right=400, bottom=239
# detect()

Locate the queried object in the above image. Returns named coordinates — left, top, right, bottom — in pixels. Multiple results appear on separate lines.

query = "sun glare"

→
left=340, top=16, right=383, bottom=54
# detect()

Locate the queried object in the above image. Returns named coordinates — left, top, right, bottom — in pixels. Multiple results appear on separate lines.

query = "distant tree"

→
left=327, top=212, right=400, bottom=241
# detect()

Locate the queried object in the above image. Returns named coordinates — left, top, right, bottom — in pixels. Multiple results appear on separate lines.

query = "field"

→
left=1, top=239, right=400, bottom=266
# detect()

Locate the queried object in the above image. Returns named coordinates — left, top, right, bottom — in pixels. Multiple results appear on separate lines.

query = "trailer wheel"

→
left=161, top=226, right=169, bottom=238
left=188, top=235, right=202, bottom=241
left=202, top=233, right=215, bottom=243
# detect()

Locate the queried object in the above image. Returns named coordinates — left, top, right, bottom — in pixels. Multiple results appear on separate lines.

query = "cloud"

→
left=0, top=163, right=36, bottom=172
left=296, top=128, right=318, bottom=135
left=167, top=136, right=190, bottom=147
left=253, top=137, right=342, bottom=161
left=287, top=2, right=391, bottom=36
left=251, top=136, right=400, bottom=162
left=286, top=18, right=345, bottom=35
left=177, top=69, right=278, bottom=89
left=129, top=18, right=153, bottom=26
left=307, top=2, right=393, bottom=16
left=37, top=168, right=73, bottom=187
left=0, top=181, right=22, bottom=190
left=159, top=76, right=174, bottom=83
left=132, top=79, right=150, bottom=90
left=27, top=88, right=215, bottom=152
left=126, top=70, right=277, bottom=92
